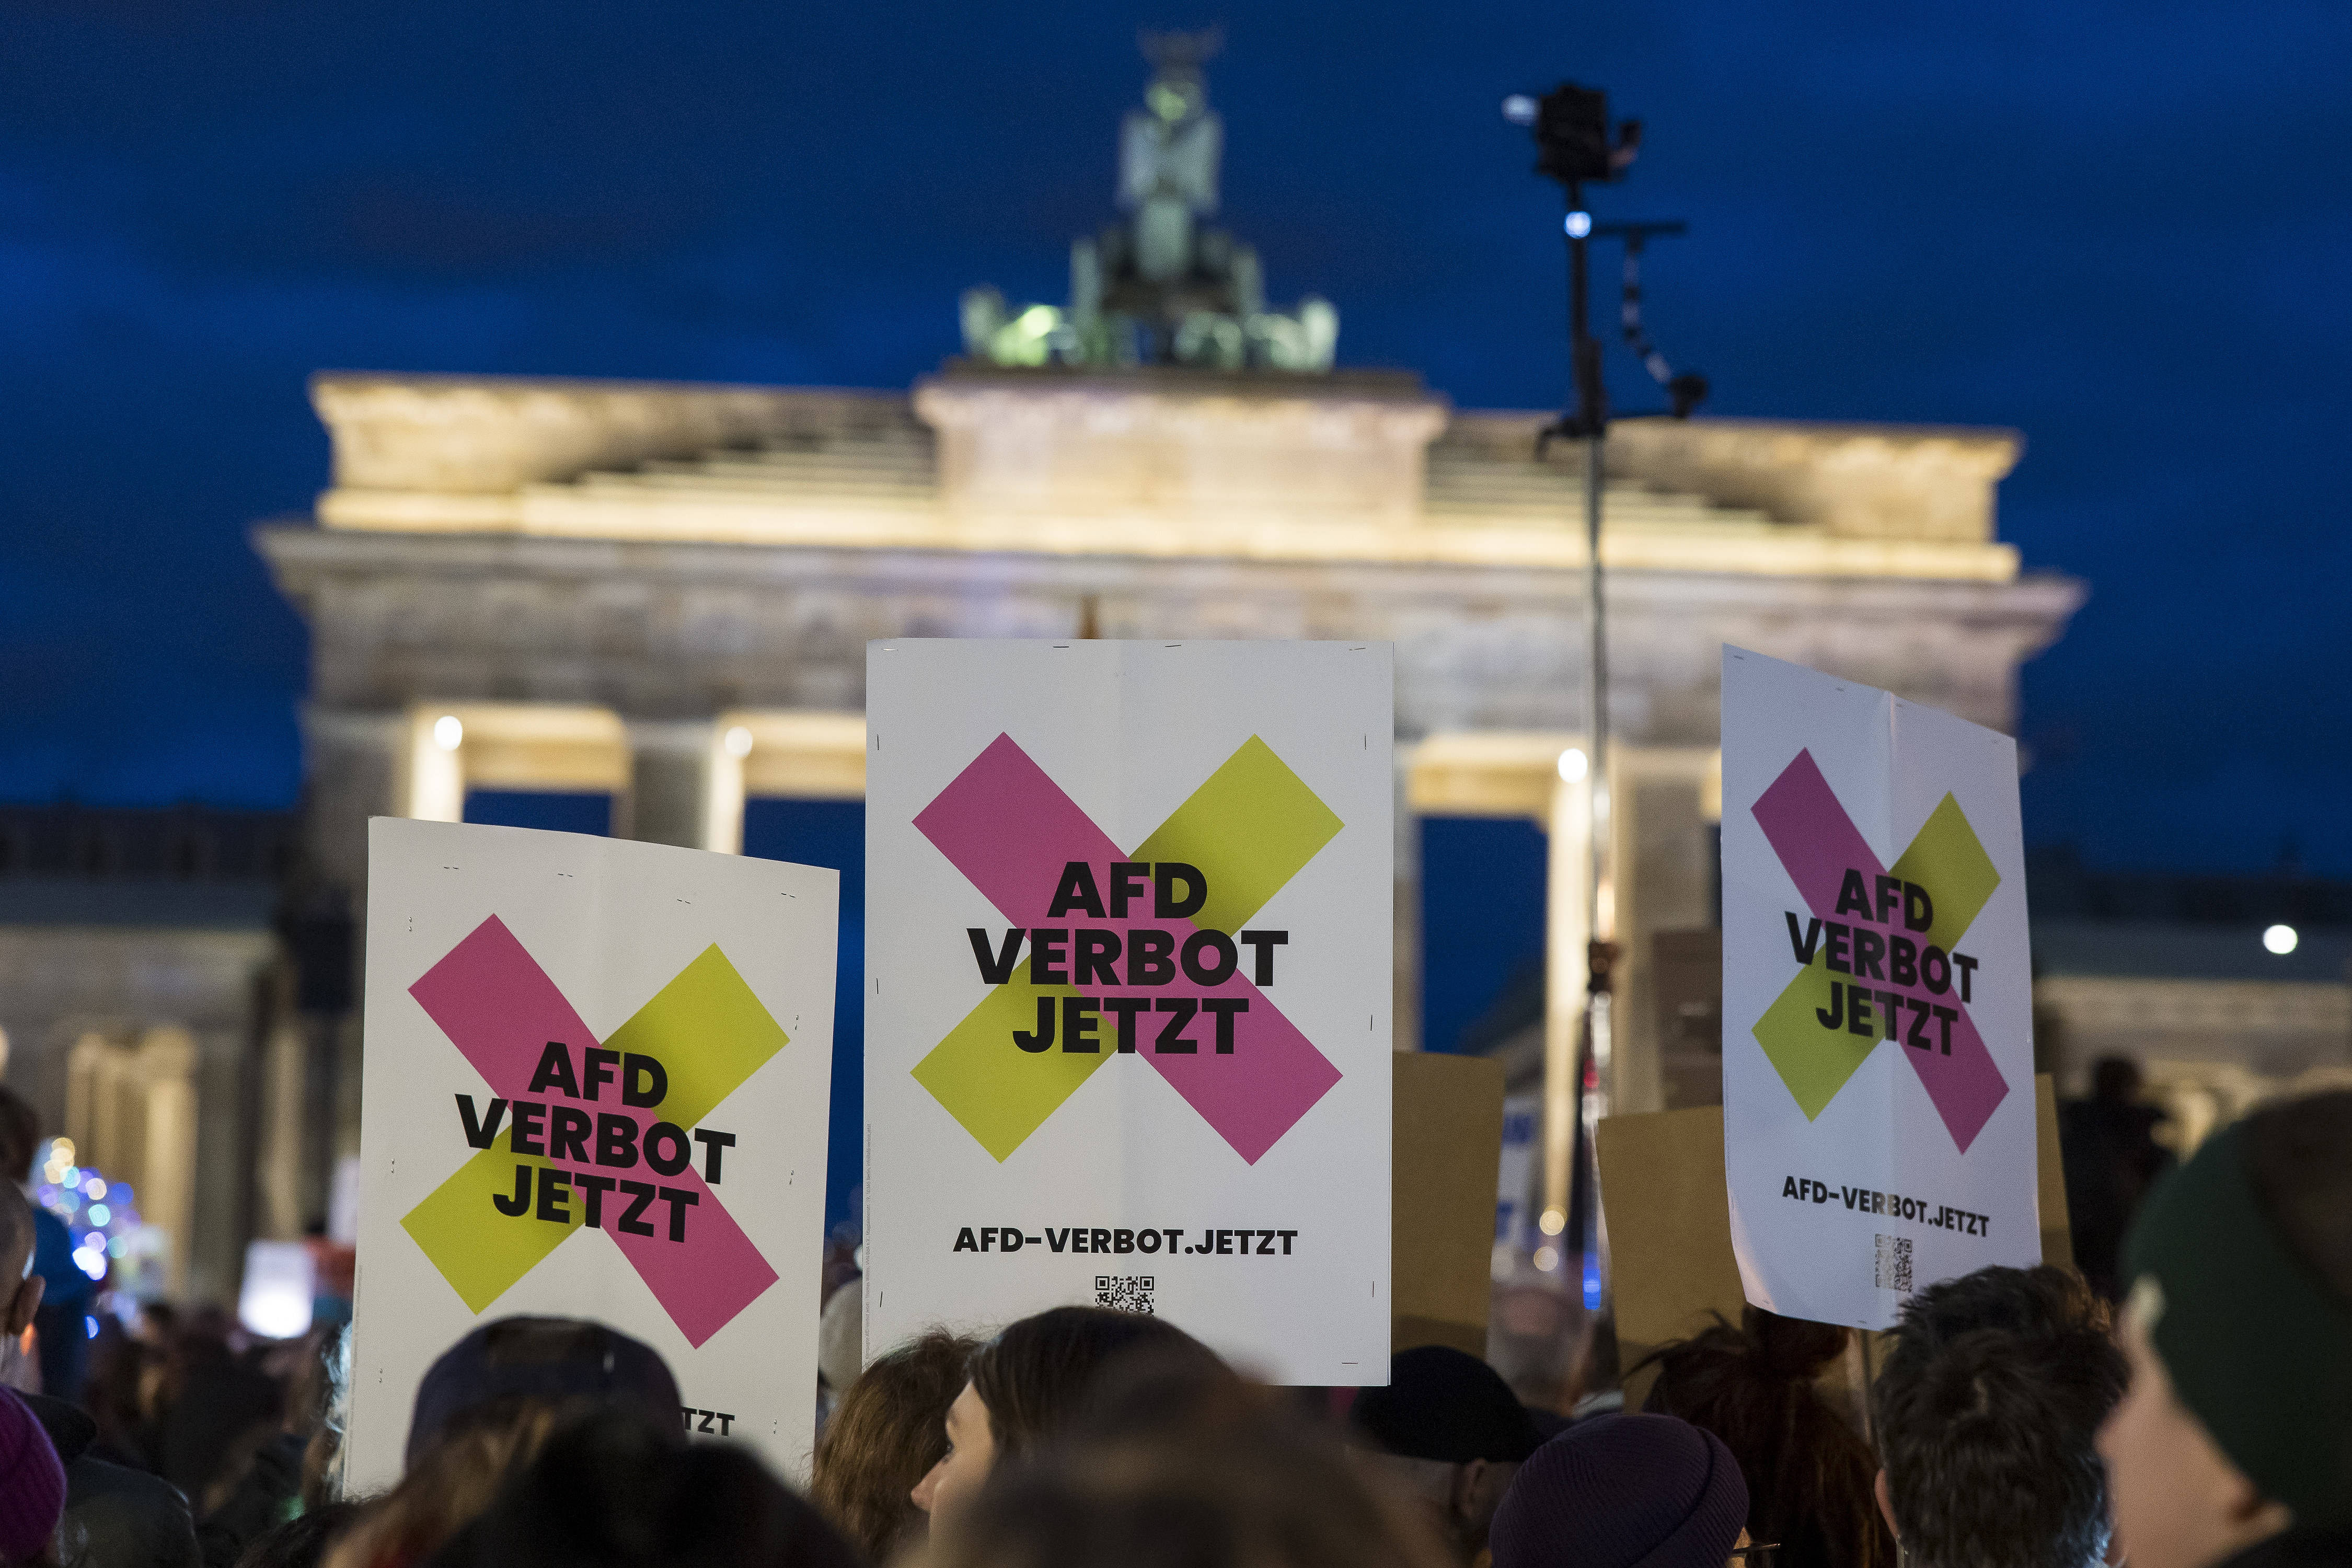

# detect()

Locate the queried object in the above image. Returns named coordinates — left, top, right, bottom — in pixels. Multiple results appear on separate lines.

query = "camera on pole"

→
left=1505, top=84, right=1641, bottom=188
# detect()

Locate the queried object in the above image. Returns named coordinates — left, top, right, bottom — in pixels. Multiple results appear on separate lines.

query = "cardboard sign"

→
left=1392, top=1052, right=1505, bottom=1359
left=1595, top=1104, right=1749, bottom=1379
left=350, top=820, right=837, bottom=1488
left=864, top=640, right=1393, bottom=1383
left=1601, top=1077, right=2069, bottom=1405
left=1720, top=649, right=2039, bottom=1329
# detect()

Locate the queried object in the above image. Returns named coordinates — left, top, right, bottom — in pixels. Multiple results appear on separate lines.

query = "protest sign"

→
left=1495, top=1091, right=1540, bottom=1259
left=1392, top=1052, right=1505, bottom=1358
left=864, top=640, right=1392, bottom=1383
left=349, top=820, right=837, bottom=1488
left=1720, top=648, right=2039, bottom=1329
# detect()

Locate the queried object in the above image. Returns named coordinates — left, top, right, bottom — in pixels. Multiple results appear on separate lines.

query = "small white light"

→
left=1501, top=94, right=1538, bottom=126
left=2263, top=924, right=2299, bottom=955
left=432, top=714, right=464, bottom=752
left=237, top=1240, right=318, bottom=1341
left=1557, top=747, right=1588, bottom=782
left=1539, top=1206, right=1567, bottom=1236
left=723, top=725, right=754, bottom=759
left=1534, top=1245, right=1561, bottom=1272
left=1565, top=210, right=1593, bottom=239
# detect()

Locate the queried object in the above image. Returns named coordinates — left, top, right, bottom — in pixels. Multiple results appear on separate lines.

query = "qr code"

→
left=1094, top=1275, right=1156, bottom=1315
left=1874, top=1233, right=1914, bottom=1293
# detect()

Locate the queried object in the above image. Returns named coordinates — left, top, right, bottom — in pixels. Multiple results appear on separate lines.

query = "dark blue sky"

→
left=5, top=1, right=2349, bottom=872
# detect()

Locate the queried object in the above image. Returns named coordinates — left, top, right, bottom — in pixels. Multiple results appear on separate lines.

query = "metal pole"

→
left=1581, top=422, right=1615, bottom=1299
left=1571, top=190, right=1616, bottom=1296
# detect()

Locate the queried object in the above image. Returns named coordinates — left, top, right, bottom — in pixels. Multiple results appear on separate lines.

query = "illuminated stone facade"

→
left=258, top=364, right=2081, bottom=1121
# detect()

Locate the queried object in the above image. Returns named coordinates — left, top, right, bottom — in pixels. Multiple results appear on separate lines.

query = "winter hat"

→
left=407, top=1316, right=681, bottom=1469
left=0, top=1387, right=66, bottom=1562
left=1490, top=1413, right=1748, bottom=1568
left=1351, top=1345, right=1542, bottom=1464
left=2123, top=1104, right=2352, bottom=1531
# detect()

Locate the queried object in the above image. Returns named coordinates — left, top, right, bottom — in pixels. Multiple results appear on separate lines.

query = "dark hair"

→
left=1873, top=1265, right=2125, bottom=1568
left=424, top=1406, right=859, bottom=1568
left=970, top=1307, right=1221, bottom=1458
left=1638, top=1308, right=1892, bottom=1568
left=929, top=1414, right=1452, bottom=1568
left=232, top=1501, right=366, bottom=1568
left=0, top=1089, right=38, bottom=1183
left=810, top=1330, right=978, bottom=1563
left=2089, top=1056, right=2142, bottom=1103
left=2244, top=1089, right=2352, bottom=1304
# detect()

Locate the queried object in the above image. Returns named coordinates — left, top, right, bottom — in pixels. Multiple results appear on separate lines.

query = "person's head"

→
left=909, top=1307, right=1220, bottom=1533
left=324, top=1397, right=571, bottom=1568
left=1640, top=1309, right=1891, bottom=1568
left=2090, top=1057, right=2142, bottom=1105
left=0, top=1198, right=45, bottom=1340
left=424, top=1405, right=861, bottom=1568
left=2097, top=1089, right=2352, bottom=1568
left=403, top=1315, right=680, bottom=1470
left=0, top=1387, right=66, bottom=1568
left=1490, top=1413, right=1749, bottom=1568
left=230, top=1501, right=364, bottom=1568
left=812, top=1330, right=979, bottom=1563
left=0, top=1089, right=38, bottom=1186
left=1873, top=1265, right=2126, bottom=1568
left=1349, top=1345, right=1542, bottom=1557
left=922, top=1410, right=1455, bottom=1568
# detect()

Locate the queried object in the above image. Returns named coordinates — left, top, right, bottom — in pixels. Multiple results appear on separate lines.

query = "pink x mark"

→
left=410, top=917, right=777, bottom=1347
left=915, top=735, right=1342, bottom=1163
left=1751, top=751, right=2010, bottom=1152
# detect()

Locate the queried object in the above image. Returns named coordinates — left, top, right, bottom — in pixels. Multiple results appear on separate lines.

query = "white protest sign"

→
left=864, top=640, right=1392, bottom=1383
left=1495, top=1092, right=1540, bottom=1261
left=350, top=820, right=837, bottom=1488
left=1720, top=648, right=2038, bottom=1329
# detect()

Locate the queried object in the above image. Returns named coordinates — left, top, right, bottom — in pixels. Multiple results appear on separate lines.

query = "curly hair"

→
left=1639, top=1307, right=1893, bottom=1568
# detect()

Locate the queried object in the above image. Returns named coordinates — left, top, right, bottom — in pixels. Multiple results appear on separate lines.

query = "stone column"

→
left=302, top=708, right=413, bottom=897
left=256, top=1018, right=307, bottom=1241
left=621, top=721, right=719, bottom=849
left=1540, top=769, right=1594, bottom=1235
left=1393, top=755, right=1420, bottom=1052
left=1605, top=751, right=1721, bottom=1116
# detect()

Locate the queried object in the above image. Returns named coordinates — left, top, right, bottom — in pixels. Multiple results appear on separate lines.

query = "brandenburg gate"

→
left=257, top=362, right=2080, bottom=1123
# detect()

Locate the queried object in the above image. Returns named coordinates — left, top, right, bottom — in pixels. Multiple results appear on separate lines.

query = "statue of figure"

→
left=1120, top=30, right=1224, bottom=285
left=959, top=29, right=1339, bottom=374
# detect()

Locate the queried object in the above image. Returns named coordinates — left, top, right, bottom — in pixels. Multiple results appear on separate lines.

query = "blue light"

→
left=84, top=1316, right=97, bottom=1341
left=1565, top=211, right=1593, bottom=239
left=1582, top=1251, right=1604, bottom=1310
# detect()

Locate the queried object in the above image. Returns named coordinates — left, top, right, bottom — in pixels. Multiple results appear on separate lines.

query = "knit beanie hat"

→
left=1490, top=1413, right=1749, bottom=1568
left=2122, top=1112, right=2352, bottom=1530
left=0, top=1386, right=66, bottom=1562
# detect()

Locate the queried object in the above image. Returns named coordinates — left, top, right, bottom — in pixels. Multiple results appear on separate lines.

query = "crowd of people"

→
left=0, top=1085, right=2339, bottom=1568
